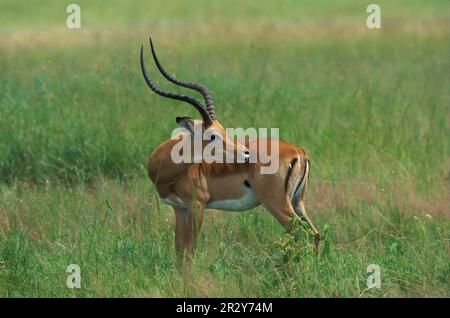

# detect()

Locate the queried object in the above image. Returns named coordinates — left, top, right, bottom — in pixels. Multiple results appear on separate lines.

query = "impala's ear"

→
left=176, top=116, right=195, bottom=134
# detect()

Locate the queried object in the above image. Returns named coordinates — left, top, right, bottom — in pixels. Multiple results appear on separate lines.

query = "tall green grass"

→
left=1, top=35, right=448, bottom=185
left=0, top=179, right=448, bottom=297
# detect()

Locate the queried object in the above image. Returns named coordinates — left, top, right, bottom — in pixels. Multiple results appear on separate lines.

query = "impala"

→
left=140, top=38, right=320, bottom=265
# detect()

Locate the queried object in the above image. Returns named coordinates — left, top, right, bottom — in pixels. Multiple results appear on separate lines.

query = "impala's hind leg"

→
left=260, top=196, right=299, bottom=231
left=261, top=195, right=320, bottom=251
left=290, top=158, right=321, bottom=250
left=295, top=200, right=321, bottom=250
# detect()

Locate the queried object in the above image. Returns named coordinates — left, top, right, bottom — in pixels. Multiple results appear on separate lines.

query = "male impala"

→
left=140, top=38, right=320, bottom=265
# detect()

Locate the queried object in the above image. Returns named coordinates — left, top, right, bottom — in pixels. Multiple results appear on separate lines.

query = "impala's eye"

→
left=210, top=134, right=216, bottom=141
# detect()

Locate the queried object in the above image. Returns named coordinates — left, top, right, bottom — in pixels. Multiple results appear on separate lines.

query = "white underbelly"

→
left=161, top=186, right=260, bottom=212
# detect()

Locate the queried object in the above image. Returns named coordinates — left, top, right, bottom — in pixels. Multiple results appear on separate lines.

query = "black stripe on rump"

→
left=284, top=157, right=298, bottom=192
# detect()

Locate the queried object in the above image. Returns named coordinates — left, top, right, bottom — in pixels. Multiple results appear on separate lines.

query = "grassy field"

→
left=0, top=0, right=449, bottom=297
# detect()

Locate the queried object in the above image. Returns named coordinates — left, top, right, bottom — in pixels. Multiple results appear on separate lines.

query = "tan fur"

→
left=148, top=120, right=320, bottom=266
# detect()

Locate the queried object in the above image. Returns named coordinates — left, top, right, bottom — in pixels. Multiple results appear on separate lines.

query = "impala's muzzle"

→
left=244, top=151, right=250, bottom=163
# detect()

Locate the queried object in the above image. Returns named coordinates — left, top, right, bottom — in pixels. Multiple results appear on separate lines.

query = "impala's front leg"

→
left=174, top=207, right=187, bottom=269
left=185, top=200, right=204, bottom=263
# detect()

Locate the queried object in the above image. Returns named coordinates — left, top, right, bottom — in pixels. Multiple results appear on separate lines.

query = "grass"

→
left=0, top=0, right=449, bottom=297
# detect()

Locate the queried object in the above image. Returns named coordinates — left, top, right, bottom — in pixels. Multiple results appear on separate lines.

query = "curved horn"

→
left=149, top=38, right=216, bottom=120
left=140, top=44, right=213, bottom=126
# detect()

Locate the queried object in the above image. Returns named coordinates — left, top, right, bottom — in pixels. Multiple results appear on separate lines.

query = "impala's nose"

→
left=244, top=151, right=250, bottom=163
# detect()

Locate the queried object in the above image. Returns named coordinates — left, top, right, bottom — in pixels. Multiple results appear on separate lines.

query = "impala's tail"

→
left=285, top=153, right=309, bottom=218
